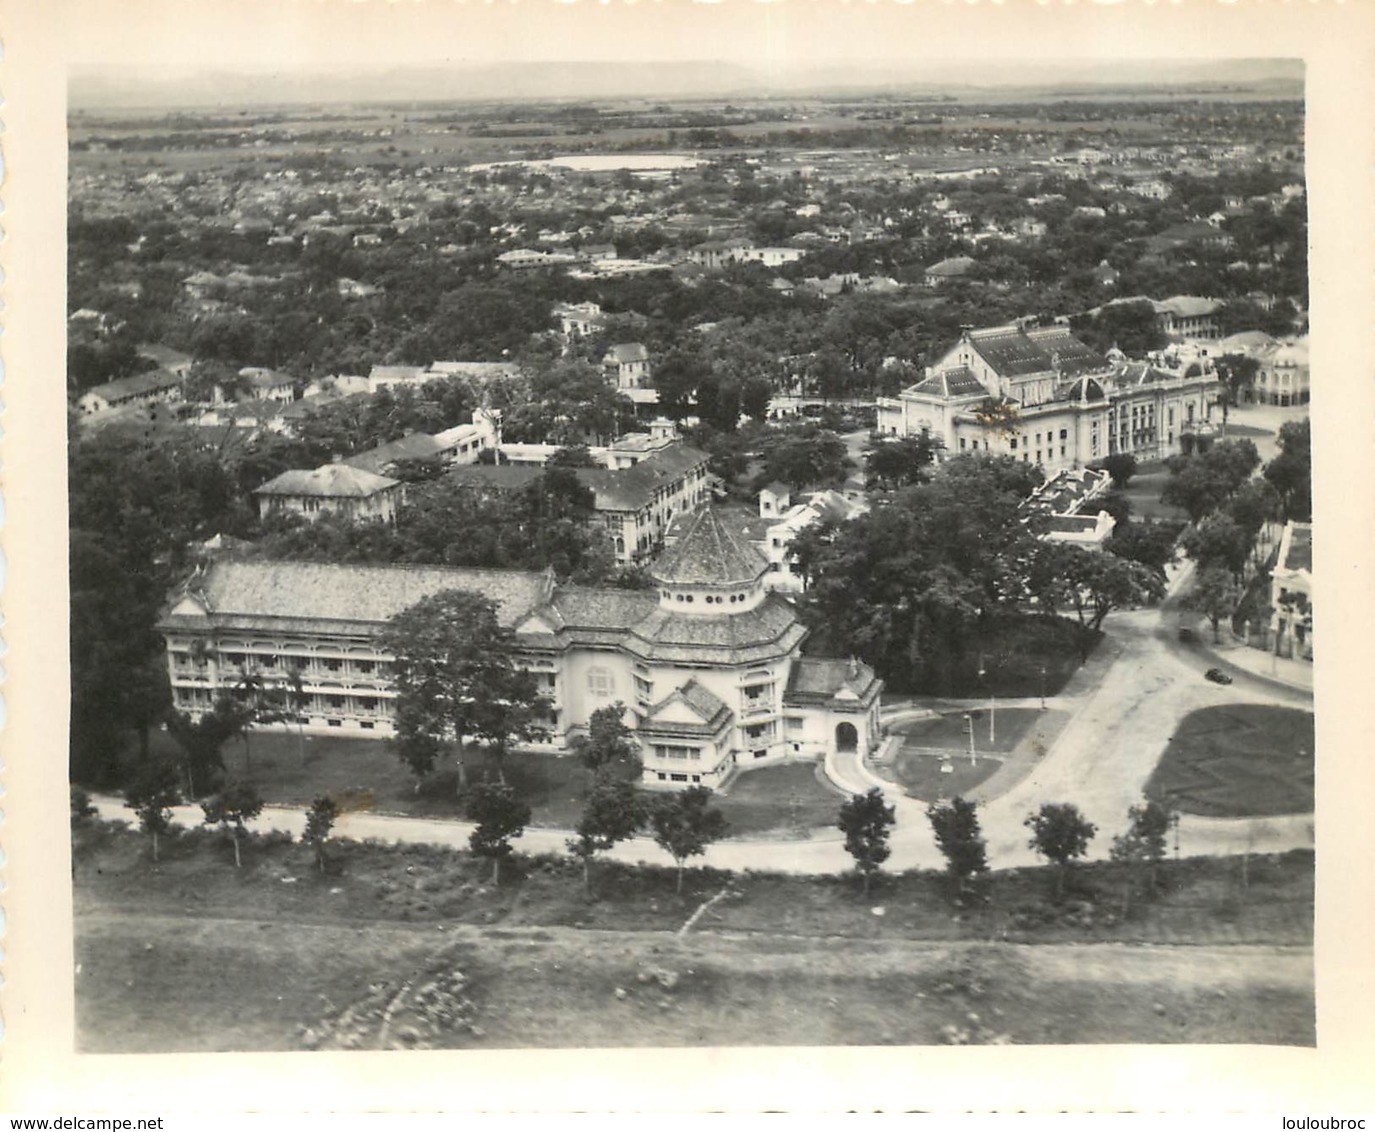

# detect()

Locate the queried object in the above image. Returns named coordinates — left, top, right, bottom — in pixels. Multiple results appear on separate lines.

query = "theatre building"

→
left=158, top=507, right=882, bottom=791
left=876, top=324, right=1221, bottom=473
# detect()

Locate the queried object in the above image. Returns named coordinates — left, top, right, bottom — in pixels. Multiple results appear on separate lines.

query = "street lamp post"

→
left=964, top=712, right=976, bottom=767
left=979, top=664, right=995, bottom=744
left=1039, top=665, right=1047, bottom=711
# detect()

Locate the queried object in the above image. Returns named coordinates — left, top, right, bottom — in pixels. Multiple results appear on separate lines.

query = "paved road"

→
left=94, top=560, right=1314, bottom=875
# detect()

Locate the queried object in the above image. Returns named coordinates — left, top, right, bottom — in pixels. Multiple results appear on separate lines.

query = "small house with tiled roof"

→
left=923, top=255, right=976, bottom=287
left=603, top=342, right=652, bottom=390
left=1021, top=467, right=1117, bottom=551
left=253, top=463, right=403, bottom=525
left=159, top=503, right=882, bottom=791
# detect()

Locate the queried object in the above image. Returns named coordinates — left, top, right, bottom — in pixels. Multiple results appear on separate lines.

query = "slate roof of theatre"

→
left=651, top=506, right=768, bottom=586
left=254, top=463, right=400, bottom=499
left=904, top=365, right=988, bottom=399
left=159, top=560, right=552, bottom=635
left=965, top=326, right=1106, bottom=379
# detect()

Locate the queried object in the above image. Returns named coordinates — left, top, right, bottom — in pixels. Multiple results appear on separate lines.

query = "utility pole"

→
left=979, top=661, right=994, bottom=744
left=964, top=712, right=976, bottom=767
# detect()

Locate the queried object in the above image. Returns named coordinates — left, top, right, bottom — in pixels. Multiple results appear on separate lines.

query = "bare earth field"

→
left=72, top=823, right=1314, bottom=1052
left=76, top=910, right=1313, bottom=1053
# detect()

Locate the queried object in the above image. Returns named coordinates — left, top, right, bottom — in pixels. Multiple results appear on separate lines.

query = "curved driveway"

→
left=92, top=572, right=1315, bottom=876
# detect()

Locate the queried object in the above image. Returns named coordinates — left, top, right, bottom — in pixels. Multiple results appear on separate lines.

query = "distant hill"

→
left=69, top=57, right=1302, bottom=111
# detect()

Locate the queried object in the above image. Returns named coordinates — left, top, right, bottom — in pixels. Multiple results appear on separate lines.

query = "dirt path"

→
left=74, top=907, right=1315, bottom=1052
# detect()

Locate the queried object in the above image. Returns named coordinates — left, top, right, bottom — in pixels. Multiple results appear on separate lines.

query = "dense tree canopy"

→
left=379, top=589, right=548, bottom=784
left=1264, top=419, right=1311, bottom=523
left=1161, top=439, right=1261, bottom=522
left=799, top=455, right=1046, bottom=693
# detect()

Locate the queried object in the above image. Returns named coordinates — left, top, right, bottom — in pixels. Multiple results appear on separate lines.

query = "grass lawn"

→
left=1146, top=705, right=1315, bottom=817
left=890, top=707, right=1042, bottom=756
left=1120, top=464, right=1189, bottom=523
left=714, top=760, right=848, bottom=837
left=140, top=729, right=840, bottom=834
left=1218, top=423, right=1273, bottom=440
left=891, top=749, right=1003, bottom=801
left=144, top=727, right=626, bottom=826
left=71, top=824, right=1315, bottom=1051
left=886, top=708, right=1069, bottom=802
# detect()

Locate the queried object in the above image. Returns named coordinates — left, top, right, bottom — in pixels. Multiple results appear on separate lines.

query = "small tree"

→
left=381, top=589, right=547, bottom=790
left=124, top=761, right=182, bottom=864
left=393, top=701, right=448, bottom=790
left=466, top=781, right=531, bottom=884
left=1025, top=803, right=1097, bottom=898
left=572, top=702, right=642, bottom=776
left=649, top=785, right=729, bottom=895
left=201, top=780, right=265, bottom=868
left=232, top=672, right=284, bottom=773
left=285, top=666, right=309, bottom=763
left=1188, top=565, right=1244, bottom=643
left=1109, top=799, right=1174, bottom=915
left=303, top=795, right=339, bottom=874
left=165, top=697, right=241, bottom=798
left=838, top=788, right=896, bottom=896
left=926, top=796, right=989, bottom=899
left=467, top=664, right=550, bottom=785
left=567, top=777, right=643, bottom=890
left=1093, top=452, right=1138, bottom=490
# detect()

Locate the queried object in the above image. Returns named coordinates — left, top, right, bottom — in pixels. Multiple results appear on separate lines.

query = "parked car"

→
left=1178, top=627, right=1195, bottom=643
left=1204, top=667, right=1233, bottom=685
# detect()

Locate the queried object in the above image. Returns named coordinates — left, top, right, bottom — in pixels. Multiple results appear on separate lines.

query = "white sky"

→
left=58, top=0, right=1311, bottom=75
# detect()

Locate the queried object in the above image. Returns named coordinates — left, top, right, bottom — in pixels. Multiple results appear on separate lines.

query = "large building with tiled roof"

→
left=254, top=463, right=403, bottom=525
left=877, top=325, right=1221, bottom=473
left=159, top=506, right=882, bottom=791
left=447, top=440, right=710, bottom=564
left=76, top=368, right=185, bottom=417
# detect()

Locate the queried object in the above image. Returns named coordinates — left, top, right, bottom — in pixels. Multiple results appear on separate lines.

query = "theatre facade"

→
left=158, top=507, right=882, bottom=790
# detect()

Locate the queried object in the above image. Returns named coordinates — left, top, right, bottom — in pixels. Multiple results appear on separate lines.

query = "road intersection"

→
left=92, top=559, right=1314, bottom=876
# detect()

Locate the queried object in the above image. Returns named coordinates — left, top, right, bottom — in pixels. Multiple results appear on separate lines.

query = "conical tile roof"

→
left=651, top=505, right=767, bottom=587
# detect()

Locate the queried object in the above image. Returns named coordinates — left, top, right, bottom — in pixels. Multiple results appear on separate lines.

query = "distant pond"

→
left=468, top=153, right=703, bottom=173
